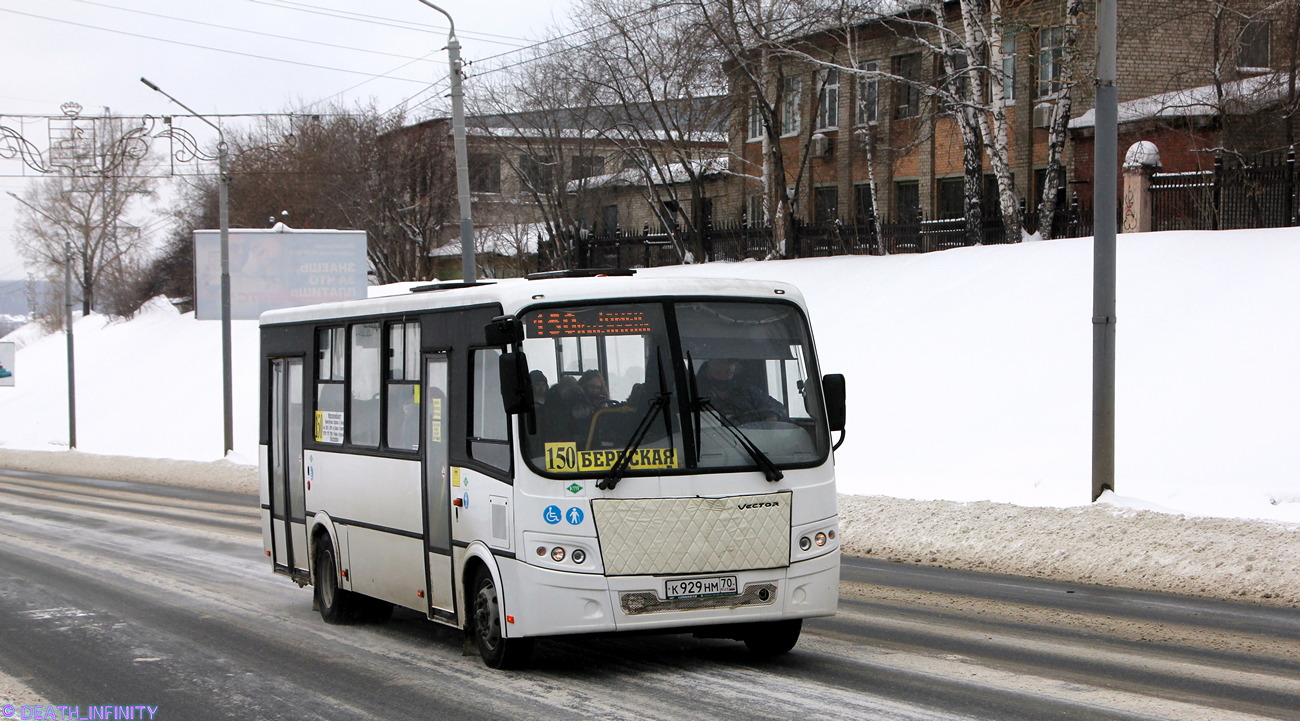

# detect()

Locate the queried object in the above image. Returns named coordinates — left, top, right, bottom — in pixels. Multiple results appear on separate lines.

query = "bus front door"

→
left=269, top=357, right=309, bottom=580
left=423, top=354, right=456, bottom=620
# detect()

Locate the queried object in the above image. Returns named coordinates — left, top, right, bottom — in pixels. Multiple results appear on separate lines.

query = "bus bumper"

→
left=499, top=549, right=840, bottom=639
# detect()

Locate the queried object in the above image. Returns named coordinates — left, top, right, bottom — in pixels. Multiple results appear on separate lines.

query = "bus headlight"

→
left=550, top=547, right=566, bottom=562
left=815, top=532, right=827, bottom=547
left=799, top=536, right=812, bottom=551
left=571, top=549, right=586, bottom=564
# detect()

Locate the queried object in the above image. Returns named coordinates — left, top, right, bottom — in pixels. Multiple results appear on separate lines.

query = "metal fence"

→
left=540, top=198, right=1094, bottom=271
left=1151, top=150, right=1298, bottom=232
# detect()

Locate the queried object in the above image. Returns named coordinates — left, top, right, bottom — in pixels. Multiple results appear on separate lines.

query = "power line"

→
left=242, top=0, right=536, bottom=48
left=59, top=0, right=439, bottom=64
left=0, top=7, right=432, bottom=85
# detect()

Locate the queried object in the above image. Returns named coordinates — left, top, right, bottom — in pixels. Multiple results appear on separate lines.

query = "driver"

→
left=696, top=359, right=786, bottom=424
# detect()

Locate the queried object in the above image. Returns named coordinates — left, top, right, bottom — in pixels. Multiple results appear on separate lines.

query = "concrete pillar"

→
left=1122, top=141, right=1161, bottom=233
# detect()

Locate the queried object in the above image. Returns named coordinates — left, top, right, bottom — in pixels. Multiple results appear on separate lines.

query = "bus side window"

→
left=350, top=323, right=382, bottom=448
left=385, top=321, right=420, bottom=451
left=471, top=348, right=511, bottom=471
left=315, top=327, right=345, bottom=444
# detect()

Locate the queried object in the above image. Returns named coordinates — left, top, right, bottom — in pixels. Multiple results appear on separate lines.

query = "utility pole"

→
left=6, top=191, right=76, bottom=449
left=141, top=77, right=234, bottom=455
left=1092, top=0, right=1118, bottom=502
left=415, top=0, right=477, bottom=281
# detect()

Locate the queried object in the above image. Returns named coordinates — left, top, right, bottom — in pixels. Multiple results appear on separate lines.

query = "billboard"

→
left=193, top=228, right=368, bottom=320
left=0, top=342, right=13, bottom=387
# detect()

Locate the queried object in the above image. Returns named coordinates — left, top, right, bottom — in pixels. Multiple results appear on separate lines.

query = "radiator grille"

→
left=592, top=491, right=791, bottom=576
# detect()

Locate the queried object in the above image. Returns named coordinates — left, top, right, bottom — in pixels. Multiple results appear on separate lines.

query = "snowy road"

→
left=0, top=470, right=1297, bottom=721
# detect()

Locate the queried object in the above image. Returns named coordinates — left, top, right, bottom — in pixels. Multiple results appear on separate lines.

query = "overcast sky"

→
left=0, top=0, right=575, bottom=281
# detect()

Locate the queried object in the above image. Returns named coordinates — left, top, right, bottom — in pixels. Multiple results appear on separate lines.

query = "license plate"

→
left=665, top=575, right=738, bottom=599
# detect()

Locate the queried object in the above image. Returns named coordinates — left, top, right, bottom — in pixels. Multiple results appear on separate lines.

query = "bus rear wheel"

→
left=742, top=619, right=802, bottom=656
left=471, top=569, right=533, bottom=669
left=314, top=540, right=363, bottom=624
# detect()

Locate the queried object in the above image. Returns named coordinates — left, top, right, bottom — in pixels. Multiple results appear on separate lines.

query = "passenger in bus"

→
left=530, top=370, right=549, bottom=407
left=696, top=359, right=786, bottom=424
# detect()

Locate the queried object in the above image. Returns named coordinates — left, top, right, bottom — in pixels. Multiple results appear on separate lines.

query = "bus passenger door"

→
left=423, top=354, right=456, bottom=619
left=270, top=357, right=309, bottom=579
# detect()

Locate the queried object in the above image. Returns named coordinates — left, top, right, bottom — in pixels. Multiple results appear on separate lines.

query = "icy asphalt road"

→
left=0, top=469, right=1297, bottom=721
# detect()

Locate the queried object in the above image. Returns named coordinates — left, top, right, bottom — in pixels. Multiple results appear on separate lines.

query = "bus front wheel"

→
left=743, top=619, right=802, bottom=656
left=471, top=568, right=534, bottom=669
left=314, top=540, right=362, bottom=624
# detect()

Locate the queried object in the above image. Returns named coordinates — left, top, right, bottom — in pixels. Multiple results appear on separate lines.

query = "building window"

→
left=856, top=60, right=879, bottom=125
left=895, top=180, right=920, bottom=221
left=570, top=155, right=604, bottom=181
left=780, top=75, right=802, bottom=136
left=469, top=153, right=501, bottom=193
left=1034, top=167, right=1067, bottom=211
left=893, top=53, right=922, bottom=118
left=853, top=184, right=876, bottom=223
left=1001, top=35, right=1017, bottom=102
left=602, top=204, right=619, bottom=234
left=814, top=186, right=839, bottom=225
left=816, top=68, right=839, bottom=130
left=747, top=96, right=764, bottom=140
left=520, top=155, right=554, bottom=191
left=746, top=194, right=765, bottom=226
left=1238, top=20, right=1271, bottom=69
left=1037, top=26, right=1068, bottom=98
left=941, top=52, right=970, bottom=112
left=937, top=178, right=966, bottom=219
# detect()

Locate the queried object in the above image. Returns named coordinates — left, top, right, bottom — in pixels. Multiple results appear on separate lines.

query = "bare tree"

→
left=153, top=103, right=457, bottom=287
left=13, top=114, right=157, bottom=319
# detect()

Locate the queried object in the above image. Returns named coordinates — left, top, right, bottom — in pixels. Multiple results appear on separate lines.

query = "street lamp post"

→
left=140, top=77, right=234, bottom=456
left=414, top=0, right=477, bottom=281
left=6, top=191, right=76, bottom=449
left=1092, top=0, right=1119, bottom=502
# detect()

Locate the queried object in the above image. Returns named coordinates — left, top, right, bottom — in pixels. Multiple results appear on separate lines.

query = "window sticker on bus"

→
left=429, top=397, right=442, bottom=420
left=314, top=410, right=344, bottom=443
left=544, top=442, right=679, bottom=473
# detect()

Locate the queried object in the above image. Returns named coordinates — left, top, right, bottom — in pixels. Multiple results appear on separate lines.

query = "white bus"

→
left=259, top=270, right=845, bottom=668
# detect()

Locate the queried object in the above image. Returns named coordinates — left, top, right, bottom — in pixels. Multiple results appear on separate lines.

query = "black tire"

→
left=314, top=539, right=363, bottom=624
left=743, top=619, right=802, bottom=656
left=471, top=568, right=534, bottom=669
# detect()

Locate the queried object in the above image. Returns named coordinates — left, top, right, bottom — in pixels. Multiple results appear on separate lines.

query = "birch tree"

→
left=1036, top=0, right=1084, bottom=239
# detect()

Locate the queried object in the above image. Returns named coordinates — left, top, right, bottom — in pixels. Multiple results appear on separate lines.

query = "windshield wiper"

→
left=695, top=398, right=784, bottom=483
left=597, top=353, right=674, bottom=491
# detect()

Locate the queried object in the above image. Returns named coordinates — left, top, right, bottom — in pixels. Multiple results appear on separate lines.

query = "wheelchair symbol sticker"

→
left=543, top=505, right=562, bottom=525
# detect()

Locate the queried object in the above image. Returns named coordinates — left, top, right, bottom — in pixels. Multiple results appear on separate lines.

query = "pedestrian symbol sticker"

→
left=566, top=507, right=584, bottom=525
left=543, top=505, right=562, bottom=524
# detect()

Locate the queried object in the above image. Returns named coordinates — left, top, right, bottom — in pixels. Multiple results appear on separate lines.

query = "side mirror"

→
left=498, top=351, right=534, bottom=414
left=485, top=315, right=523, bottom=347
left=822, top=373, right=846, bottom=432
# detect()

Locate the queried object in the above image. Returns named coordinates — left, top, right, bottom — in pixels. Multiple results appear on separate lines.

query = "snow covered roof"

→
left=1070, top=73, right=1289, bottom=129
left=566, top=157, right=730, bottom=192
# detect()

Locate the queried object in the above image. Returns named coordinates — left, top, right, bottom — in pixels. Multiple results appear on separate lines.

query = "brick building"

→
left=725, top=0, right=1297, bottom=227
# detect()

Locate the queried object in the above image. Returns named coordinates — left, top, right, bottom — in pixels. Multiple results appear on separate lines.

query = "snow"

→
left=1, top=227, right=1298, bottom=606
left=1070, top=73, right=1288, bottom=129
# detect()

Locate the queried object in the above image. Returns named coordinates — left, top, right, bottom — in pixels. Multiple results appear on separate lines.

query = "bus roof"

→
left=258, top=274, right=808, bottom=326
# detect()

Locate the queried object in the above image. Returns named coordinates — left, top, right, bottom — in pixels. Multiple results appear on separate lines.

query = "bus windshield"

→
left=519, top=300, right=829, bottom=478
